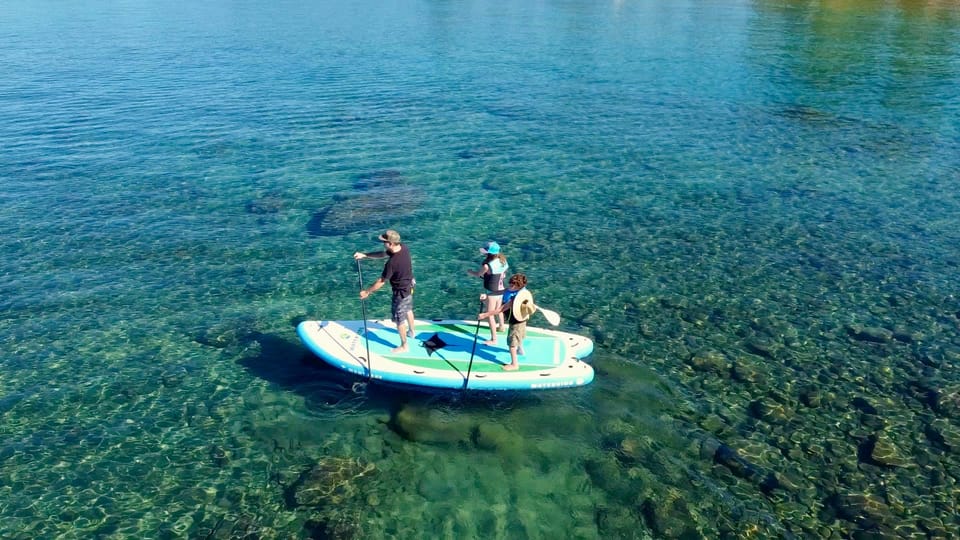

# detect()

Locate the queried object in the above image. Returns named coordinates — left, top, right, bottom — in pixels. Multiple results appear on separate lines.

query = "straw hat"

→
left=511, top=289, right=536, bottom=322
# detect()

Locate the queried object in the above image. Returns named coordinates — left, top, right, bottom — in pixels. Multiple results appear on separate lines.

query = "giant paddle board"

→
left=297, top=319, right=594, bottom=391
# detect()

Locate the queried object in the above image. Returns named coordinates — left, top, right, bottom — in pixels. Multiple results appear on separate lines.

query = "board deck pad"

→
left=297, top=319, right=595, bottom=391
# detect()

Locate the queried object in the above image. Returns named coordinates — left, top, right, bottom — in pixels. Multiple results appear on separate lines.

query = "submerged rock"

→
left=287, top=457, right=376, bottom=508
left=846, top=324, right=893, bottom=343
left=715, top=443, right=780, bottom=492
left=595, top=504, right=645, bottom=539
left=748, top=398, right=794, bottom=424
left=744, top=338, right=779, bottom=359
left=389, top=405, right=473, bottom=445
left=639, top=493, right=698, bottom=538
left=307, top=169, right=424, bottom=237
left=799, top=386, right=823, bottom=408
left=929, top=418, right=960, bottom=452
left=826, top=491, right=897, bottom=528
left=195, top=317, right=258, bottom=349
left=934, top=384, right=960, bottom=417
left=584, top=455, right=635, bottom=501
left=160, top=367, right=188, bottom=388
left=352, top=169, right=403, bottom=190
left=851, top=397, right=878, bottom=415
left=686, top=349, right=729, bottom=374
left=244, top=192, right=286, bottom=214
left=473, top=421, right=522, bottom=458
left=731, top=355, right=771, bottom=385
left=209, top=445, right=229, bottom=468
left=304, top=510, right=362, bottom=540
left=699, top=437, right=782, bottom=494
left=455, top=147, right=494, bottom=160
left=199, top=514, right=263, bottom=540
left=864, top=434, right=912, bottom=468
left=778, top=104, right=836, bottom=123
left=891, top=329, right=919, bottom=343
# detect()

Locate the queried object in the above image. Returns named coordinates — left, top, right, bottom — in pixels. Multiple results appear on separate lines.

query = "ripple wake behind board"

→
left=297, top=319, right=595, bottom=391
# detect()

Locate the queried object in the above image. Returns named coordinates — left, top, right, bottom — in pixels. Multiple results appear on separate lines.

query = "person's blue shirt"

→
left=501, top=287, right=524, bottom=306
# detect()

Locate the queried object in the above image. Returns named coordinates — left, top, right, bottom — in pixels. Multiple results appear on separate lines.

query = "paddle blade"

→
left=538, top=306, right=560, bottom=326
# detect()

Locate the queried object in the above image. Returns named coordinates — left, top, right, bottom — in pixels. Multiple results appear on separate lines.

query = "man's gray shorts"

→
left=391, top=291, right=413, bottom=326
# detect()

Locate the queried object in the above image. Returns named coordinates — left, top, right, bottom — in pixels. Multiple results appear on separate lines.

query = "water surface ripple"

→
left=2, top=0, right=960, bottom=538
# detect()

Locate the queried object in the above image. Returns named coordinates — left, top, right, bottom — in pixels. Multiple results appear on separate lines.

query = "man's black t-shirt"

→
left=382, top=244, right=414, bottom=297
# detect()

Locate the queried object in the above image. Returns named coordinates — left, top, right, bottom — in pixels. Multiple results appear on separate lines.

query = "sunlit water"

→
left=2, top=0, right=960, bottom=537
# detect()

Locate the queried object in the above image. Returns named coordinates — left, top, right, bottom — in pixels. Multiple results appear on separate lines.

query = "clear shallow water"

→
left=2, top=0, right=960, bottom=537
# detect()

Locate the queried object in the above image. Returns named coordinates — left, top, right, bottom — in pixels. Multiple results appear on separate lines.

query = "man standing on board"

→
left=354, top=229, right=416, bottom=352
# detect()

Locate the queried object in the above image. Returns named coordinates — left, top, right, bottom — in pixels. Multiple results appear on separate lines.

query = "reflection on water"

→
left=1, top=0, right=960, bottom=537
left=753, top=0, right=960, bottom=122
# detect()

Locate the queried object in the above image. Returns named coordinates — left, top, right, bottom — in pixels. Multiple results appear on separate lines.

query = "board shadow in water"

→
left=236, top=331, right=532, bottom=413
left=235, top=331, right=369, bottom=409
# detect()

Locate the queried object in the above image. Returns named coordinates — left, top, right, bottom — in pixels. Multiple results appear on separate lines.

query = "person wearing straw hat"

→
left=478, top=273, right=536, bottom=371
left=354, top=229, right=416, bottom=352
left=467, top=240, right=509, bottom=345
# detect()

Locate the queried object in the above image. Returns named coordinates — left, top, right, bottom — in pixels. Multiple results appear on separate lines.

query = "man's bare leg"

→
left=393, top=321, right=409, bottom=353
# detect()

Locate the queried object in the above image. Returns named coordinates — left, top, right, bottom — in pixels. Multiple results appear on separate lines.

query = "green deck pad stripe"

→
left=434, top=323, right=478, bottom=335
left=381, top=339, right=560, bottom=370
left=428, top=322, right=551, bottom=339
left=382, top=355, right=544, bottom=372
left=353, top=321, right=567, bottom=375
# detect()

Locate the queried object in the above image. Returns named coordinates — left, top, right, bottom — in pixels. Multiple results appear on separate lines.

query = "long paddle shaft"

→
left=356, top=259, right=373, bottom=379
left=463, top=300, right=484, bottom=391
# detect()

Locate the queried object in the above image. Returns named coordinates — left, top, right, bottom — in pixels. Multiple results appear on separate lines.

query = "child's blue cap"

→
left=480, top=241, right=501, bottom=255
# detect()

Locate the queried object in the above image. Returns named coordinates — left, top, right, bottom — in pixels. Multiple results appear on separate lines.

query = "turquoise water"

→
left=3, top=0, right=960, bottom=537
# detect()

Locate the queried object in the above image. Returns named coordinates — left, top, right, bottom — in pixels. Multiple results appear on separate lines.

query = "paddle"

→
left=356, top=259, right=372, bottom=379
left=463, top=300, right=484, bottom=391
left=533, top=304, right=561, bottom=326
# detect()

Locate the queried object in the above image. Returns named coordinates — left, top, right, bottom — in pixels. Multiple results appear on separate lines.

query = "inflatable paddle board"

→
left=297, top=319, right=594, bottom=391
